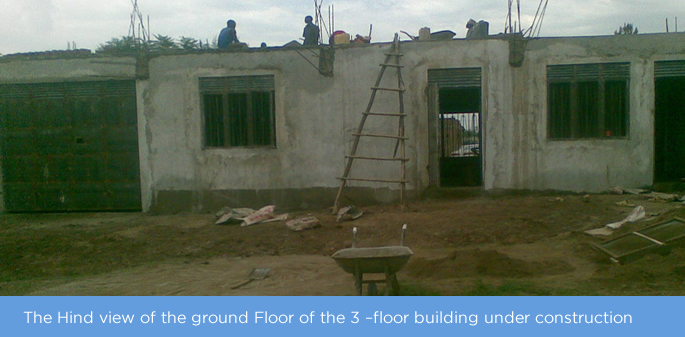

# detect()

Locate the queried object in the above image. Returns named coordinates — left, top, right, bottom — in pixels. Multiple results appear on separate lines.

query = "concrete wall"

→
left=508, top=33, right=685, bottom=193
left=0, top=56, right=137, bottom=84
left=137, top=38, right=512, bottom=212
left=139, top=33, right=685, bottom=212
left=3, top=33, right=684, bottom=213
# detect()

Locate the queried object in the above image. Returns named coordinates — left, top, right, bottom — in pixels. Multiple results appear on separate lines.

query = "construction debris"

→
left=431, top=30, right=456, bottom=40
left=230, top=267, right=271, bottom=289
left=215, top=205, right=288, bottom=226
left=609, top=187, right=624, bottom=195
left=624, top=188, right=649, bottom=195
left=593, top=217, right=685, bottom=264
left=215, top=207, right=257, bottom=225
left=611, top=186, right=650, bottom=195
left=585, top=205, right=646, bottom=237
left=285, top=217, right=321, bottom=232
left=242, top=205, right=277, bottom=227
left=336, top=206, right=364, bottom=222
left=643, top=192, right=680, bottom=202
left=615, top=200, right=637, bottom=207
left=609, top=187, right=682, bottom=203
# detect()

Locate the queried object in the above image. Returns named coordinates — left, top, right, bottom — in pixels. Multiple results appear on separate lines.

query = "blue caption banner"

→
left=1, top=296, right=681, bottom=337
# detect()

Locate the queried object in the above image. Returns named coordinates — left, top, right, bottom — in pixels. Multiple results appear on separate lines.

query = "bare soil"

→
left=2, top=191, right=685, bottom=296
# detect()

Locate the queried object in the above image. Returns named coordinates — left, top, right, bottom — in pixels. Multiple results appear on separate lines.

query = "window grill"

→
left=547, top=63, right=629, bottom=140
left=199, top=76, right=276, bottom=148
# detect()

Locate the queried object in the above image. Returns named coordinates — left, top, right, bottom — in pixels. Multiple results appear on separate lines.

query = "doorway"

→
left=438, top=88, right=482, bottom=187
left=655, top=73, right=685, bottom=182
left=427, top=68, right=483, bottom=188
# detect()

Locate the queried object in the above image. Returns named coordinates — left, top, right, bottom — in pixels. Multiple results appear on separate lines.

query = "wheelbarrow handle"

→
left=401, top=224, right=407, bottom=246
left=230, top=278, right=254, bottom=289
left=352, top=227, right=358, bottom=248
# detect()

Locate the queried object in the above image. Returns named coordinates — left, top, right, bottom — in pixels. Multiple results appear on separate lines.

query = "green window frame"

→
left=547, top=63, right=629, bottom=140
left=200, top=75, right=276, bottom=148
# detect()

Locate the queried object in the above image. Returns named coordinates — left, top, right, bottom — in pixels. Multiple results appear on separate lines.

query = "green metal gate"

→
left=0, top=80, right=142, bottom=212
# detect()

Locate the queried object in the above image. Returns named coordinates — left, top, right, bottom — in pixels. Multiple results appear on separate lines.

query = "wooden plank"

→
left=346, top=155, right=409, bottom=161
left=338, top=177, right=408, bottom=183
left=632, top=232, right=665, bottom=245
left=593, top=243, right=621, bottom=260
left=353, top=133, right=408, bottom=140
left=371, top=87, right=404, bottom=92
left=363, top=112, right=407, bottom=117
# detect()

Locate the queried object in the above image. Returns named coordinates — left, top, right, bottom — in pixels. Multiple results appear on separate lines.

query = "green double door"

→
left=0, top=80, right=142, bottom=212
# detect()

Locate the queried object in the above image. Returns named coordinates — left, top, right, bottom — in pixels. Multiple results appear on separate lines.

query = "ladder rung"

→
left=363, top=112, right=407, bottom=117
left=353, top=133, right=408, bottom=140
left=346, top=155, right=409, bottom=162
left=380, top=63, right=404, bottom=68
left=371, top=87, right=405, bottom=92
left=385, top=53, right=403, bottom=56
left=338, top=177, right=408, bottom=184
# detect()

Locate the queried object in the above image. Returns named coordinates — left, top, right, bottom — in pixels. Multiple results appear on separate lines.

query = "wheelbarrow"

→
left=332, top=224, right=413, bottom=295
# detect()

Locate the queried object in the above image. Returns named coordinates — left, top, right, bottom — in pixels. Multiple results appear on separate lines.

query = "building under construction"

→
left=1, top=31, right=685, bottom=213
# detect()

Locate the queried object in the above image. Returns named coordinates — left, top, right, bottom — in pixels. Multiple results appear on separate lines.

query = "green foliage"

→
left=615, top=23, right=639, bottom=35
left=96, top=36, right=141, bottom=53
left=97, top=34, right=215, bottom=53
left=153, top=34, right=178, bottom=51
left=179, top=36, right=200, bottom=50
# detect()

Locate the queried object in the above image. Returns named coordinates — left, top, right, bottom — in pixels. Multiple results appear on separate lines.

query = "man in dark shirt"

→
left=303, top=16, right=319, bottom=46
left=218, top=20, right=239, bottom=49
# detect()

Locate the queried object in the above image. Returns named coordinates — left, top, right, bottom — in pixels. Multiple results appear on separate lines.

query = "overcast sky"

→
left=1, top=0, right=684, bottom=55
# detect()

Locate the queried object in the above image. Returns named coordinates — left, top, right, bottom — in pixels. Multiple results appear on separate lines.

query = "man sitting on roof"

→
left=218, top=20, right=239, bottom=49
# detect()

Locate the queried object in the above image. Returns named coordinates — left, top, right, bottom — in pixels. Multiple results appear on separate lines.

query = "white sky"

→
left=1, top=0, right=684, bottom=55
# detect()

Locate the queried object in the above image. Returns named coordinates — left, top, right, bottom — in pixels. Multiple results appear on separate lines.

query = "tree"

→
left=615, top=23, right=638, bottom=35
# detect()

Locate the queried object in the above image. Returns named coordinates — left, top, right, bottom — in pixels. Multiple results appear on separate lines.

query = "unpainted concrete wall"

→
left=0, top=57, right=137, bottom=84
left=139, top=33, right=685, bottom=212
left=137, top=39, right=508, bottom=212
left=506, top=33, right=685, bottom=192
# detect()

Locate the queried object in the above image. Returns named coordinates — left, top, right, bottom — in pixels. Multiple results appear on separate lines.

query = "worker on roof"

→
left=466, top=19, right=489, bottom=39
left=303, top=15, right=320, bottom=46
left=218, top=19, right=239, bottom=49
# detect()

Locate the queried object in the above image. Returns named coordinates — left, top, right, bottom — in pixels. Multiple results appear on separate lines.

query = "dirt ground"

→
left=2, top=191, right=685, bottom=296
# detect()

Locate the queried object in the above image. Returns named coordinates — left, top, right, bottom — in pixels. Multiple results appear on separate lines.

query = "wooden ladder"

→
left=333, top=33, right=408, bottom=213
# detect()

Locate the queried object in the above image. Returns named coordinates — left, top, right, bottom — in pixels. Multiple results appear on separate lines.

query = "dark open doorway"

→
left=438, top=87, right=482, bottom=187
left=655, top=76, right=685, bottom=182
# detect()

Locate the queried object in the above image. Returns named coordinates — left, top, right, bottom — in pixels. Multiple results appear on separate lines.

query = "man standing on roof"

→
left=218, top=20, right=239, bottom=49
left=303, top=15, right=320, bottom=46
